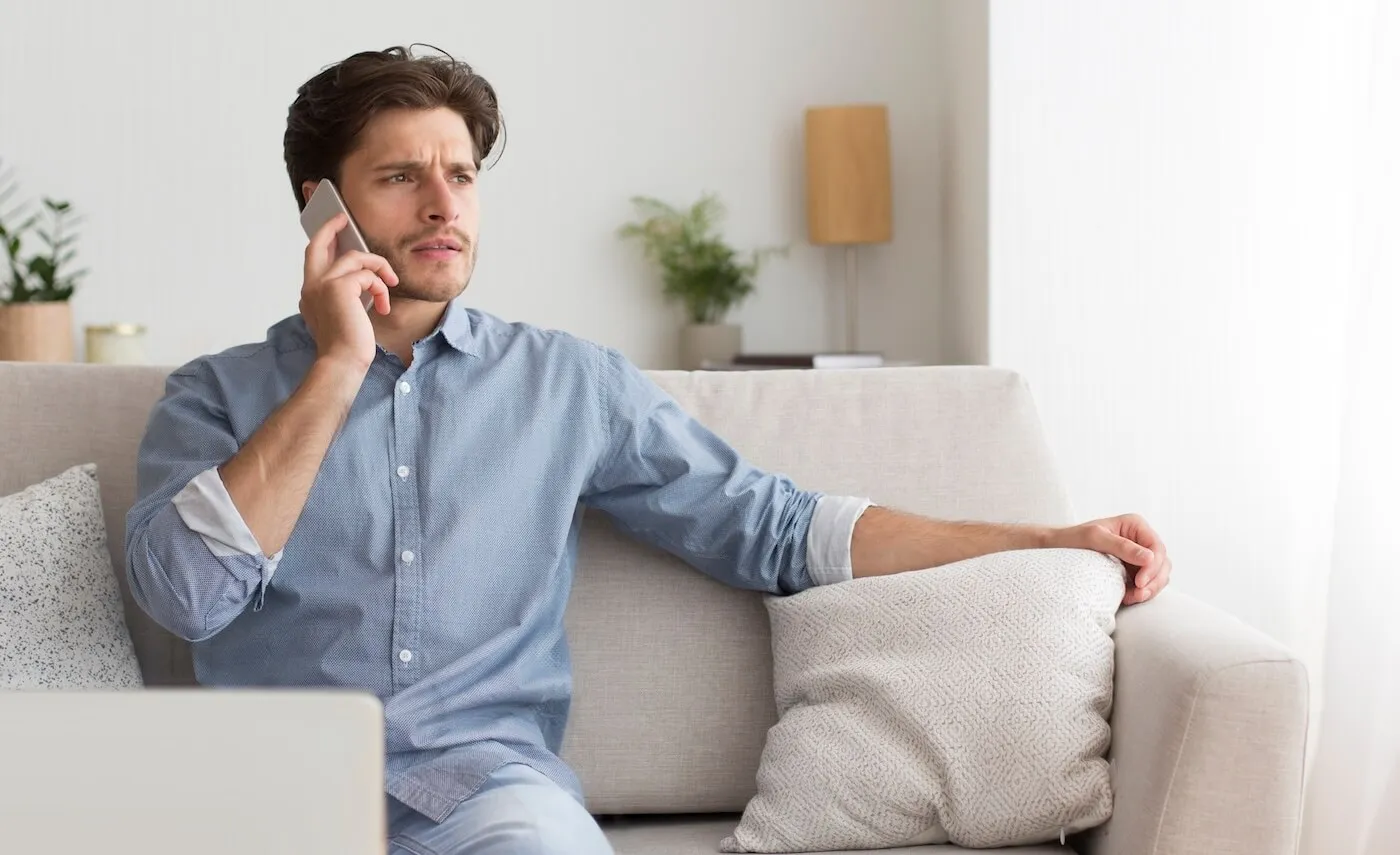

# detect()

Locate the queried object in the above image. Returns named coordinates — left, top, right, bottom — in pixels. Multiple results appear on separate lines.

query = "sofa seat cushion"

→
left=599, top=814, right=1070, bottom=854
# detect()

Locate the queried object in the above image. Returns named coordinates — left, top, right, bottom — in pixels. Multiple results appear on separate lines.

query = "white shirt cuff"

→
left=806, top=495, right=874, bottom=586
left=172, top=466, right=284, bottom=580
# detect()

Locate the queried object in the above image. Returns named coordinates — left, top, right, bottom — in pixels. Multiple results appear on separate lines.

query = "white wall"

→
left=988, top=0, right=1357, bottom=654
left=932, top=0, right=989, bottom=366
left=0, top=0, right=952, bottom=370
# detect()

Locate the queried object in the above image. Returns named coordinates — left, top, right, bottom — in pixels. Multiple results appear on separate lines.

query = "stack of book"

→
left=702, top=352, right=887, bottom=370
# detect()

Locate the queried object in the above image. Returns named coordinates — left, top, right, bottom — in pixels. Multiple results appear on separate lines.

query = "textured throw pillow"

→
left=722, top=548, right=1123, bottom=853
left=0, top=464, right=144, bottom=689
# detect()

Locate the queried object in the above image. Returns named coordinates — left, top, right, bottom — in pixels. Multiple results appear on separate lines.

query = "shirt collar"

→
left=428, top=299, right=482, bottom=357
left=279, top=299, right=481, bottom=358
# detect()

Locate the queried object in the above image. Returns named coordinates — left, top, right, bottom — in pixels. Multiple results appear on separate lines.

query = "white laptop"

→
left=0, top=688, right=386, bottom=854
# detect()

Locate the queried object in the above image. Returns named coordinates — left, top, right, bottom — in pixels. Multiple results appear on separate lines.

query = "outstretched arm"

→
left=850, top=508, right=1173, bottom=605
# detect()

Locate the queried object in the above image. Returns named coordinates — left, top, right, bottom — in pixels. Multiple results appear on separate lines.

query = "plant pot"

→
left=680, top=322, right=742, bottom=370
left=0, top=301, right=75, bottom=362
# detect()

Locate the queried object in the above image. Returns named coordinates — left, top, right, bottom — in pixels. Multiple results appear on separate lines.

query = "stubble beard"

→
left=367, top=235, right=476, bottom=304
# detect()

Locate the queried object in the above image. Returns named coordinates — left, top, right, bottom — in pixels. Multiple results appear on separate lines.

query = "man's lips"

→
left=412, top=247, right=460, bottom=260
left=410, top=239, right=464, bottom=262
left=410, top=237, right=463, bottom=252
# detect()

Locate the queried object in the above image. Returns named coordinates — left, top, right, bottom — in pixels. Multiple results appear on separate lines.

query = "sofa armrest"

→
left=1078, top=591, right=1308, bottom=855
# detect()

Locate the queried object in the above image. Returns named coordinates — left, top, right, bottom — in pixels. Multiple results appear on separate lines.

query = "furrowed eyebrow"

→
left=372, top=161, right=476, bottom=173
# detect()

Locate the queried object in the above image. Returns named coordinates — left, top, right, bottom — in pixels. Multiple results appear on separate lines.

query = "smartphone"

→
left=299, top=178, right=375, bottom=309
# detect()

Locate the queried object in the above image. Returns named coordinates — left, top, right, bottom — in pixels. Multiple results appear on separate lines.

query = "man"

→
left=126, top=46, right=1172, bottom=855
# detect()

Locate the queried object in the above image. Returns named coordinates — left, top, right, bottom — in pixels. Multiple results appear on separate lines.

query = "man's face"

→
left=307, top=106, right=480, bottom=304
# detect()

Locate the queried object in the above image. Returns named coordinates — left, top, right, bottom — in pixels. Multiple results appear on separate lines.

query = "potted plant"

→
left=619, top=193, right=785, bottom=369
left=0, top=158, right=86, bottom=362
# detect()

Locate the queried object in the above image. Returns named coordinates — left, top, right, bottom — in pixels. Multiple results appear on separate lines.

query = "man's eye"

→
left=454, top=174, right=475, bottom=184
left=387, top=174, right=409, bottom=183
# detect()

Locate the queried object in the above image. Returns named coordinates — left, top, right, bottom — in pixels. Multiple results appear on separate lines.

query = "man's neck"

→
left=371, top=298, right=449, bottom=366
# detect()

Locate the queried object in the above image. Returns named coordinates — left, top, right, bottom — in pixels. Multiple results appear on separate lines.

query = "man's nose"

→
left=422, top=177, right=459, bottom=223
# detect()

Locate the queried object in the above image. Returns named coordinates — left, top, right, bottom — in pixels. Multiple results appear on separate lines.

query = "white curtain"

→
left=1299, top=1, right=1400, bottom=852
left=985, top=2, right=1397, bottom=847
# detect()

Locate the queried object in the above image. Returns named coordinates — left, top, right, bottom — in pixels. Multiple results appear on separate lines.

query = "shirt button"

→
left=396, top=465, right=410, bottom=479
left=398, top=381, right=412, bottom=395
left=401, top=550, right=415, bottom=564
left=398, top=649, right=413, bottom=663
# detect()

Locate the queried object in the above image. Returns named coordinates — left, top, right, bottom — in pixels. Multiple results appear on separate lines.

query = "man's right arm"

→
left=124, top=356, right=366, bottom=642
left=216, top=356, right=365, bottom=555
left=125, top=211, right=395, bottom=642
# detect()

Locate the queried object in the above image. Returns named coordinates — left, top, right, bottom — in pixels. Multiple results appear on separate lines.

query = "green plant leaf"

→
left=27, top=255, right=54, bottom=278
left=618, top=192, right=784, bottom=324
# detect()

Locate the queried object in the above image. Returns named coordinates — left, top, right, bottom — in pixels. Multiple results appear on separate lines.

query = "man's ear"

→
left=301, top=180, right=319, bottom=205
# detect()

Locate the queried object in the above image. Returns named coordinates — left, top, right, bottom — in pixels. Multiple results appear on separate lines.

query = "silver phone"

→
left=299, top=178, right=374, bottom=309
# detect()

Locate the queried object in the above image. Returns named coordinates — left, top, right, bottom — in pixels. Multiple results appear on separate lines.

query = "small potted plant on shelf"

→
left=619, top=193, right=785, bottom=369
left=0, top=157, right=87, bottom=362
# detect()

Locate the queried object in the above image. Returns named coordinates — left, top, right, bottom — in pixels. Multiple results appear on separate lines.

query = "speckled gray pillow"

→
left=722, top=548, right=1123, bottom=852
left=1, top=464, right=143, bottom=689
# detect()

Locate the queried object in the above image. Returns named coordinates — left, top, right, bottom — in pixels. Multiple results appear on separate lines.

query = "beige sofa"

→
left=0, top=361, right=1307, bottom=854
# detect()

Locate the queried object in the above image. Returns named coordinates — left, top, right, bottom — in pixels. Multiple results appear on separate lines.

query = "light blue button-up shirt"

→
left=125, top=301, right=864, bottom=822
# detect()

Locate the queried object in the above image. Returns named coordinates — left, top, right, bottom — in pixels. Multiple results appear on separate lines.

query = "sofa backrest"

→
left=0, top=361, right=1074, bottom=814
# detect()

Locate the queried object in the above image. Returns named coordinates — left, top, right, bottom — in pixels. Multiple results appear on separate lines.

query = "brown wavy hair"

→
left=283, top=44, right=503, bottom=211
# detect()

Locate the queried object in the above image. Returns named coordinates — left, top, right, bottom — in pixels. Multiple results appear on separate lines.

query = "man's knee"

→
left=392, top=812, right=600, bottom=855
left=398, top=765, right=612, bottom=855
left=530, top=803, right=612, bottom=855
left=444, top=800, right=610, bottom=855
left=494, top=781, right=612, bottom=855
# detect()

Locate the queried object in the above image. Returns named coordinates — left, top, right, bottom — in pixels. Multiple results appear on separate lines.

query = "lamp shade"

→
left=804, top=104, right=893, bottom=245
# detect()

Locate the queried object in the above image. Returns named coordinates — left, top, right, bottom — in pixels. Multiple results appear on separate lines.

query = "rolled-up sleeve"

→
left=806, top=495, right=873, bottom=586
left=581, top=346, right=846, bottom=595
left=124, top=362, right=280, bottom=642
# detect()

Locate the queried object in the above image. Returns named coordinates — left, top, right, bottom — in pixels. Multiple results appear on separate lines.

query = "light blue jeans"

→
left=386, top=763, right=615, bottom=855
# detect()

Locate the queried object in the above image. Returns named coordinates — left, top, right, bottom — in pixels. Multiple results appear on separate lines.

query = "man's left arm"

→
left=850, top=506, right=1173, bottom=606
left=581, top=346, right=860, bottom=595
left=583, top=346, right=1172, bottom=605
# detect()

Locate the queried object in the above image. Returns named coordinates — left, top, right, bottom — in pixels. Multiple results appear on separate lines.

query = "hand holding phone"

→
left=298, top=180, right=398, bottom=368
left=299, top=179, right=390, bottom=311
